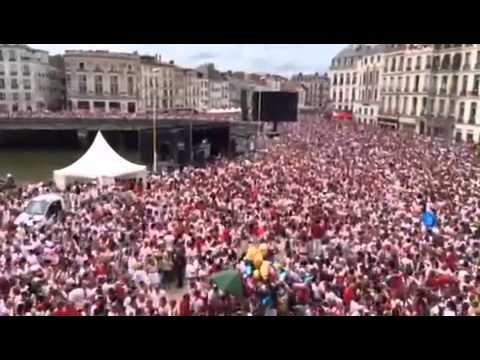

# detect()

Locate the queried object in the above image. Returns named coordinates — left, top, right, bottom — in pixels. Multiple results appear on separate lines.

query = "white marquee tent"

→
left=53, top=131, right=147, bottom=190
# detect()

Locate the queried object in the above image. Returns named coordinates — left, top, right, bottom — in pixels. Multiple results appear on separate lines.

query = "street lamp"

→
left=151, top=67, right=161, bottom=174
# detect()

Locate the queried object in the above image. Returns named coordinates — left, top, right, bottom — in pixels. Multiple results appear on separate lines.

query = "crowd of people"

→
left=1, top=116, right=480, bottom=316
left=0, top=109, right=239, bottom=122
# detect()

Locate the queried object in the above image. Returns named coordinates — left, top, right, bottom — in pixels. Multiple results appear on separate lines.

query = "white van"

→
left=14, top=194, right=67, bottom=228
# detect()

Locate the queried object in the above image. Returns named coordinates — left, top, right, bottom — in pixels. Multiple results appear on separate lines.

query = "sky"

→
left=30, top=44, right=347, bottom=76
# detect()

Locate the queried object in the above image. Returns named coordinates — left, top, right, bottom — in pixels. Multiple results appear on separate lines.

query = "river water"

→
left=0, top=147, right=142, bottom=185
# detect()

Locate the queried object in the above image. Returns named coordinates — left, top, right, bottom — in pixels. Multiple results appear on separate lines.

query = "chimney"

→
left=169, top=60, right=174, bottom=65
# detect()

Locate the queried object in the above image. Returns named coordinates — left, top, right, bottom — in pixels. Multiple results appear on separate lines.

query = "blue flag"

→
left=422, top=211, right=438, bottom=229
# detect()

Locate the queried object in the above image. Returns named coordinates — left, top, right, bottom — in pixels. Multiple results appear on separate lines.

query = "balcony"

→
left=23, top=72, right=31, bottom=77
left=468, top=117, right=476, bottom=125
left=450, top=87, right=458, bottom=95
left=458, top=114, right=464, bottom=123
left=415, top=65, right=421, bottom=70
left=460, top=89, right=467, bottom=96
left=406, top=66, right=412, bottom=71
left=476, top=63, right=480, bottom=70
left=383, top=67, right=388, bottom=73
left=463, top=63, right=471, bottom=71
left=426, top=64, right=432, bottom=69
left=439, top=88, right=447, bottom=95
left=403, top=87, right=409, bottom=93
left=413, top=87, right=419, bottom=93
left=471, top=89, right=479, bottom=96
left=396, top=87, right=401, bottom=92
left=388, top=87, right=393, bottom=92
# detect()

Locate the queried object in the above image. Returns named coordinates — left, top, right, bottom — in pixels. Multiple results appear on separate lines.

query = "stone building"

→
left=291, top=72, right=329, bottom=108
left=0, top=44, right=65, bottom=112
left=329, top=44, right=385, bottom=125
left=138, top=55, right=176, bottom=113
left=64, top=50, right=140, bottom=113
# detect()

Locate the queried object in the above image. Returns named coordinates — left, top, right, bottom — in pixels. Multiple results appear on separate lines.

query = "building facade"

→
left=139, top=55, right=176, bottom=113
left=291, top=72, right=330, bottom=108
left=0, top=44, right=65, bottom=112
left=281, top=81, right=307, bottom=108
left=378, top=44, right=480, bottom=142
left=64, top=50, right=140, bottom=113
left=329, top=44, right=480, bottom=143
left=329, top=44, right=384, bottom=125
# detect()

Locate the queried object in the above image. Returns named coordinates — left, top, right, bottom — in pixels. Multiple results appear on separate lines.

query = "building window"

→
left=95, top=75, right=103, bottom=95
left=0, top=92, right=5, bottom=101
left=79, top=62, right=85, bottom=71
left=440, top=76, right=448, bottom=95
left=66, top=74, right=71, bottom=89
left=473, top=75, right=480, bottom=95
left=12, top=93, right=18, bottom=101
left=402, top=96, right=408, bottom=115
left=0, top=51, right=3, bottom=61
left=448, top=99, right=455, bottom=116
left=459, top=102, right=465, bottom=123
left=438, top=99, right=445, bottom=115
left=25, top=92, right=31, bottom=101
left=9, top=50, right=16, bottom=61
left=461, top=75, right=468, bottom=95
left=11, top=79, right=18, bottom=90
left=405, top=76, right=410, bottom=92
left=0, top=79, right=4, bottom=89
left=467, top=132, right=474, bottom=143
left=22, top=65, right=30, bottom=76
left=79, top=75, right=87, bottom=94
left=465, top=53, right=471, bottom=70
left=110, top=76, right=119, bottom=95
left=23, top=79, right=31, bottom=90
left=415, top=56, right=422, bottom=70
left=469, top=102, right=477, bottom=124
left=128, top=77, right=135, bottom=96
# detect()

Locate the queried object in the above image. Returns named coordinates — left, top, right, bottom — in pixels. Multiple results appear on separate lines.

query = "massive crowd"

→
left=1, top=117, right=480, bottom=316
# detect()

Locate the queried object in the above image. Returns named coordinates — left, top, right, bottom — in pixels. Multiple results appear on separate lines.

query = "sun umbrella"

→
left=210, top=270, right=245, bottom=299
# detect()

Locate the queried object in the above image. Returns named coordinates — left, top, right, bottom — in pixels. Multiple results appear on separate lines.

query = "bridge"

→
left=0, top=114, right=258, bottom=131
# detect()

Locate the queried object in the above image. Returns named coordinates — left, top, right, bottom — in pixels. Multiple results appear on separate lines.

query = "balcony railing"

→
left=450, top=87, right=458, bottom=95
left=415, top=65, right=421, bottom=70
left=468, top=117, right=476, bottom=125
left=460, top=89, right=467, bottom=96
left=464, top=63, right=471, bottom=71
left=471, top=89, right=479, bottom=96
left=406, top=66, right=412, bottom=71
left=23, top=72, right=31, bottom=77
left=475, top=63, right=480, bottom=70
left=458, top=114, right=464, bottom=123
left=404, top=87, right=409, bottom=92
left=383, top=67, right=388, bottom=73
left=388, top=87, right=393, bottom=92
left=413, top=87, right=419, bottom=93
left=396, top=87, right=401, bottom=92
left=439, top=88, right=447, bottom=95
left=426, top=64, right=431, bottom=69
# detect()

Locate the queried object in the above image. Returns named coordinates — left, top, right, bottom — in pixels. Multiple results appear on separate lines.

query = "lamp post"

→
left=151, top=67, right=161, bottom=174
